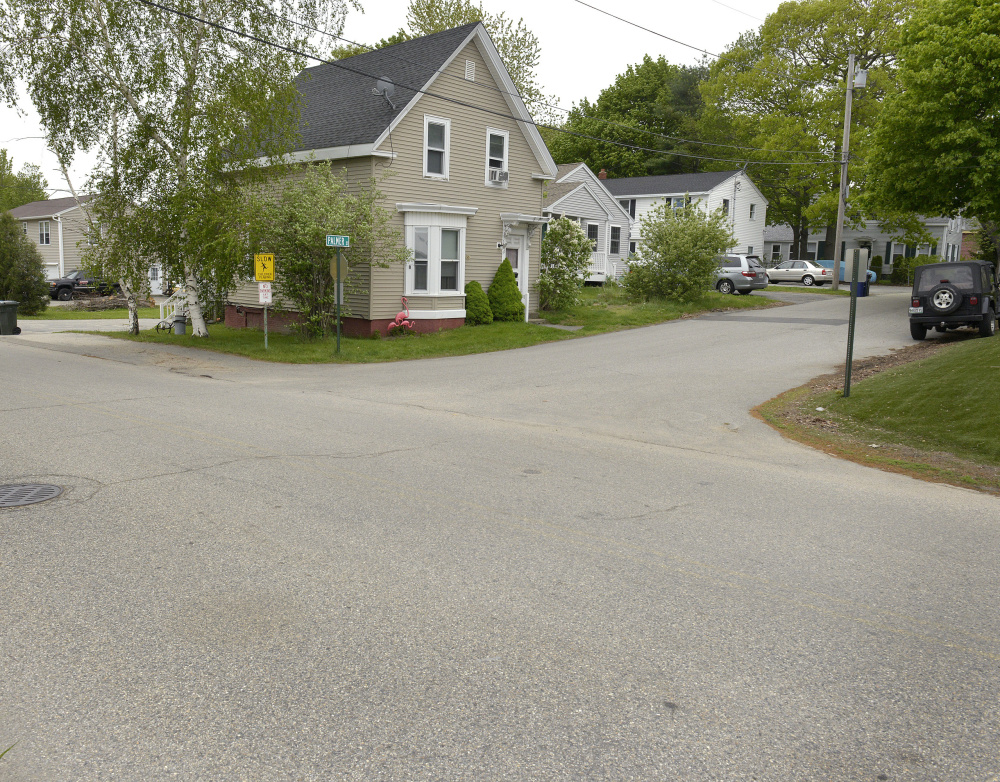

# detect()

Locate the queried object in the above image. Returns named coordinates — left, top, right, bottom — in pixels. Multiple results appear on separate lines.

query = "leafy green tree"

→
left=624, top=202, right=734, bottom=302
left=335, top=0, right=557, bottom=122
left=0, top=150, right=47, bottom=211
left=257, top=162, right=409, bottom=339
left=865, top=0, right=1000, bottom=268
left=487, top=259, right=524, bottom=321
left=0, top=0, right=358, bottom=337
left=538, top=217, right=592, bottom=310
left=0, top=212, right=48, bottom=315
left=699, top=0, right=915, bottom=258
left=547, top=57, right=709, bottom=178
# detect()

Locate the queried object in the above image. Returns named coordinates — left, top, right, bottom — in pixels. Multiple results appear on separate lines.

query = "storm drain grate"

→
left=0, top=484, right=64, bottom=508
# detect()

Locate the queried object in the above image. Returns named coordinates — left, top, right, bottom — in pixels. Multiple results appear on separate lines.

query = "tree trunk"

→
left=120, top=279, right=140, bottom=335
left=824, top=223, right=837, bottom=260
left=184, top=266, right=209, bottom=337
left=980, top=219, right=1000, bottom=274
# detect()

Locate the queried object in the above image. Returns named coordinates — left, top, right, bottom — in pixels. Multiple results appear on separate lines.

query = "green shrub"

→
left=870, top=254, right=883, bottom=278
left=488, top=259, right=524, bottom=322
left=891, top=254, right=938, bottom=285
left=538, top=217, right=592, bottom=310
left=464, top=279, right=493, bottom=324
left=0, top=212, right=49, bottom=315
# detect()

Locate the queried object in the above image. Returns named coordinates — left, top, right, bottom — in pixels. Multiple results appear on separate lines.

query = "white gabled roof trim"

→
left=254, top=144, right=395, bottom=167
left=372, top=24, right=558, bottom=179
left=397, top=202, right=479, bottom=215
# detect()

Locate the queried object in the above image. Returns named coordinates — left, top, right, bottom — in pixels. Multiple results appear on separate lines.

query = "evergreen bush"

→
left=464, top=280, right=493, bottom=325
left=0, top=213, right=49, bottom=315
left=488, top=259, right=524, bottom=321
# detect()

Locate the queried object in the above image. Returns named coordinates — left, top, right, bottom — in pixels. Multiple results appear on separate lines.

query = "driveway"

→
left=1, top=288, right=997, bottom=781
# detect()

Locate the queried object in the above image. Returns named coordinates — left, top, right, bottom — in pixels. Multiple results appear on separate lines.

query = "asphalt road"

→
left=2, top=288, right=998, bottom=781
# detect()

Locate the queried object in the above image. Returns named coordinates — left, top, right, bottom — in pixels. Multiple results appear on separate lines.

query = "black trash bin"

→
left=0, top=301, right=21, bottom=335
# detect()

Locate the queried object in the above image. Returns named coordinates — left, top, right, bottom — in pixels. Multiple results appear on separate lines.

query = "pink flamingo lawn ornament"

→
left=389, top=296, right=416, bottom=334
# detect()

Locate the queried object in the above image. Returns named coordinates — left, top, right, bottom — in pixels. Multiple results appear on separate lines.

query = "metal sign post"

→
left=327, top=235, right=350, bottom=354
left=255, top=253, right=275, bottom=351
left=258, top=282, right=272, bottom=349
left=843, top=251, right=861, bottom=397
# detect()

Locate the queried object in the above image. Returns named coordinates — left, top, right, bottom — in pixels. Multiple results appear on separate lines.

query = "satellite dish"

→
left=375, top=77, right=395, bottom=98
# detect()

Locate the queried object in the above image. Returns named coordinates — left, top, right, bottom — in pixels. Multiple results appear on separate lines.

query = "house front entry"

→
left=504, top=230, right=529, bottom=318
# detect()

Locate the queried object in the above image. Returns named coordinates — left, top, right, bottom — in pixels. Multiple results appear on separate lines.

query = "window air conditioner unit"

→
left=489, top=168, right=509, bottom=183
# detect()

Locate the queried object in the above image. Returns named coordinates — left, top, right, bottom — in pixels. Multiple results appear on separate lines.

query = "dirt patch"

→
left=754, top=338, right=1000, bottom=495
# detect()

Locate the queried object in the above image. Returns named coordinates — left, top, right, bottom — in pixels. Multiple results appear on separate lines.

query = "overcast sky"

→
left=0, top=0, right=783, bottom=197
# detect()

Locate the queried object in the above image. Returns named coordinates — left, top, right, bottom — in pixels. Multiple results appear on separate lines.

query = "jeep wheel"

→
left=978, top=309, right=997, bottom=338
left=802, top=275, right=815, bottom=286
left=910, top=322, right=927, bottom=340
left=57, top=288, right=73, bottom=301
left=717, top=279, right=735, bottom=295
left=927, top=284, right=961, bottom=314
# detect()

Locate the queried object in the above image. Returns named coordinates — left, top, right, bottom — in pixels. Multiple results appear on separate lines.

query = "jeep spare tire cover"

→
left=927, top=284, right=961, bottom=314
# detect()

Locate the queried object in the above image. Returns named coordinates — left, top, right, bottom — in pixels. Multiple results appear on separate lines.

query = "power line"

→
left=130, top=0, right=837, bottom=167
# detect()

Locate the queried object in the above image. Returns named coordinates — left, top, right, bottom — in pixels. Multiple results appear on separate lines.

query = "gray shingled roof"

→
left=542, top=182, right=584, bottom=209
left=602, top=170, right=740, bottom=197
left=8, top=196, right=92, bottom=219
left=294, top=23, right=480, bottom=152
left=763, top=224, right=795, bottom=242
left=555, top=163, right=584, bottom=181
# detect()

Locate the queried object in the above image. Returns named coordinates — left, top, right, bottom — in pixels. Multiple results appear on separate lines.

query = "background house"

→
left=602, top=170, right=768, bottom=258
left=227, top=23, right=558, bottom=335
left=763, top=217, right=967, bottom=271
left=542, top=163, right=633, bottom=282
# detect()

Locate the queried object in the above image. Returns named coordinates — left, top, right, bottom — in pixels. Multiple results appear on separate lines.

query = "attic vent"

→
left=465, top=60, right=475, bottom=82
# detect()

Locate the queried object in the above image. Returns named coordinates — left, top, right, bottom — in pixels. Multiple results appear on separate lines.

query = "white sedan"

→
left=766, top=260, right=831, bottom=287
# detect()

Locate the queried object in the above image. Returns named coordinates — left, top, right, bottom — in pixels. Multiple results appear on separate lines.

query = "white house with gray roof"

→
left=542, top=163, right=633, bottom=282
left=228, top=22, right=558, bottom=334
left=602, top=170, right=768, bottom=258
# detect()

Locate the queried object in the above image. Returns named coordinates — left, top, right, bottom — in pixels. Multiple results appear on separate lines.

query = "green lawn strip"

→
left=823, top=335, right=1000, bottom=466
left=21, top=306, right=161, bottom=320
left=765, top=285, right=851, bottom=296
left=754, top=336, right=1000, bottom=494
left=97, top=321, right=575, bottom=363
left=541, top=288, right=774, bottom=331
left=93, top=289, right=777, bottom=363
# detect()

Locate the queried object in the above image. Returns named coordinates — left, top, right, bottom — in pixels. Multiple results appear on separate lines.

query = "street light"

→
left=832, top=55, right=867, bottom=291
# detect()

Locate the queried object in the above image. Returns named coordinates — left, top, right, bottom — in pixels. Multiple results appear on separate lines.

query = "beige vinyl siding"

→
left=372, top=38, right=546, bottom=318
left=22, top=206, right=92, bottom=279
left=60, top=208, right=93, bottom=274
left=228, top=157, right=378, bottom=318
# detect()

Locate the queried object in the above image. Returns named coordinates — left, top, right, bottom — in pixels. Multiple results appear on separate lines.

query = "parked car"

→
left=766, top=259, right=831, bottom=287
left=814, top=259, right=877, bottom=284
left=908, top=260, right=998, bottom=340
left=714, top=254, right=768, bottom=295
left=49, top=270, right=121, bottom=301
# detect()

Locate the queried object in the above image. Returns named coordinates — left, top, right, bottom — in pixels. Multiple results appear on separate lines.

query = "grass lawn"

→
left=21, top=306, right=161, bottom=320
left=823, top=335, right=1000, bottom=466
left=97, top=285, right=775, bottom=364
left=756, top=333, right=1000, bottom=494
left=766, top=285, right=850, bottom=296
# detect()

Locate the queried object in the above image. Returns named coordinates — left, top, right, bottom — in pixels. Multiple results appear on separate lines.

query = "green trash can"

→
left=0, top=301, right=20, bottom=335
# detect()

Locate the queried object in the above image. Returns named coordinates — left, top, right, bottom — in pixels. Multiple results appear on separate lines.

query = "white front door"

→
left=505, top=231, right=529, bottom=319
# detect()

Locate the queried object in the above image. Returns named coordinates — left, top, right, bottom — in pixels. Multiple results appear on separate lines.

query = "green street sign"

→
left=326, top=234, right=350, bottom=248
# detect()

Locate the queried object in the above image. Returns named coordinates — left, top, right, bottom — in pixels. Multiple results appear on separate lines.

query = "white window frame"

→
left=38, top=220, right=50, bottom=245
left=749, top=203, right=756, bottom=220
left=22, top=222, right=27, bottom=235
left=721, top=199, right=730, bottom=217
left=423, top=115, right=450, bottom=180
left=610, top=226, right=621, bottom=255
left=484, top=127, right=509, bottom=187
left=586, top=222, right=599, bottom=250
left=401, top=210, right=470, bottom=296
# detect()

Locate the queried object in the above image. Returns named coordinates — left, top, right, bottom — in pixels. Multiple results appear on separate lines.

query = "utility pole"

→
left=832, top=54, right=856, bottom=292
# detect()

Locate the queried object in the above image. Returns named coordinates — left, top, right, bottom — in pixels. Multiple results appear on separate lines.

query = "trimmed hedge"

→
left=464, top=280, right=493, bottom=325
left=488, top=259, right=524, bottom=322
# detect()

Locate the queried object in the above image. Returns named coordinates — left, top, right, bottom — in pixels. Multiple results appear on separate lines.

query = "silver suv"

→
left=714, top=254, right=768, bottom=295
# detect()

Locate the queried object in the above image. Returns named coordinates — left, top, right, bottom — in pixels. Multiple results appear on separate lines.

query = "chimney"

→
left=598, top=169, right=607, bottom=180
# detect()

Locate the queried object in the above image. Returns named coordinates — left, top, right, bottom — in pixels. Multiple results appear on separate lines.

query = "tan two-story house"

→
left=227, top=22, right=558, bottom=335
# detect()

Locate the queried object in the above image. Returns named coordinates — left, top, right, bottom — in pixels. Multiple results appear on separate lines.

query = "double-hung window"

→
left=406, top=225, right=465, bottom=295
left=485, top=128, right=508, bottom=186
left=587, top=223, right=599, bottom=250
left=424, top=116, right=450, bottom=179
left=721, top=199, right=730, bottom=217
left=749, top=203, right=757, bottom=220
left=38, top=220, right=50, bottom=245
left=610, top=226, right=621, bottom=255
left=21, top=222, right=27, bottom=236
left=619, top=199, right=636, bottom=218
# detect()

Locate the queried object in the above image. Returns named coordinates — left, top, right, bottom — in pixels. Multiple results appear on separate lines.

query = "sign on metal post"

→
left=325, top=236, right=351, bottom=354
left=326, top=235, right=350, bottom=248
left=258, top=282, right=272, bottom=350
left=254, top=253, right=275, bottom=281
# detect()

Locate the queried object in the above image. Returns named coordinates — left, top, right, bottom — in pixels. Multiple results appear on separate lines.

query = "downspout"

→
left=55, top=215, right=65, bottom=277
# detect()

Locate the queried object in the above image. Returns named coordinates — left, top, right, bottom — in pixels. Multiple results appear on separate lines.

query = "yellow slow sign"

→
left=254, top=253, right=275, bottom=281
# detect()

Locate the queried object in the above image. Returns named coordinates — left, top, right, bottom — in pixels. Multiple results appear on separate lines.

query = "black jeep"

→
left=908, top=261, right=999, bottom=340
